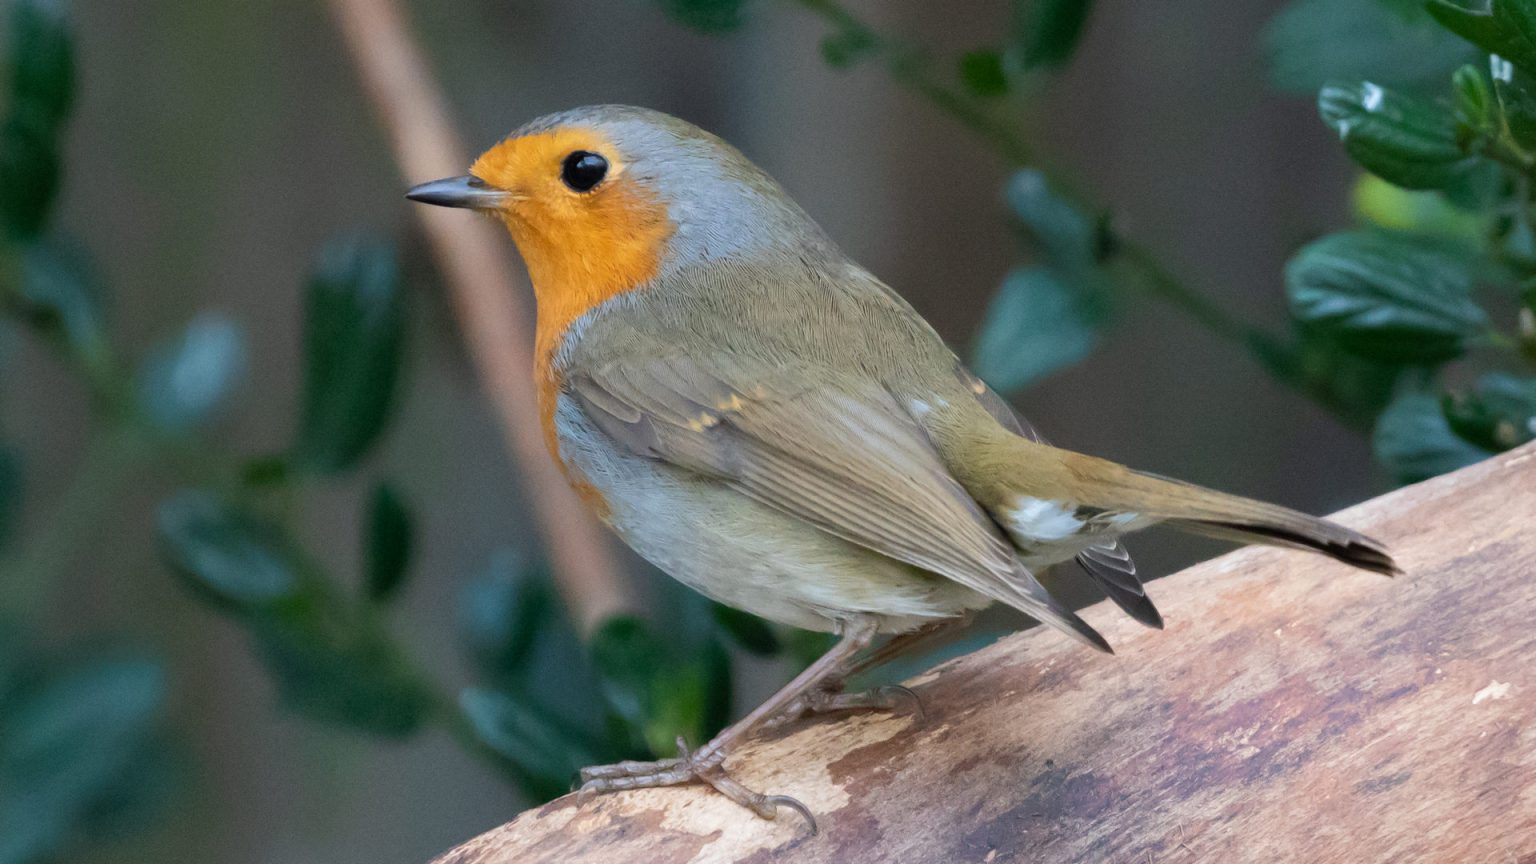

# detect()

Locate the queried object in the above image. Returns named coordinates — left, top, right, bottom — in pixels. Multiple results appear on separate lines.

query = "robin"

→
left=407, top=105, right=1396, bottom=831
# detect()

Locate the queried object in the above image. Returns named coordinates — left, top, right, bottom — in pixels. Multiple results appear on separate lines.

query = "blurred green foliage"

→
left=662, top=0, right=1536, bottom=485
left=0, top=0, right=811, bottom=837
left=294, top=238, right=405, bottom=474
left=1265, top=0, right=1475, bottom=96
left=5, top=1, right=1536, bottom=859
left=2, top=4, right=177, bottom=862
left=0, top=639, right=175, bottom=864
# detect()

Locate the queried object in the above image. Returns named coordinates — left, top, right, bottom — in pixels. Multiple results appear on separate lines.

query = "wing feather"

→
left=571, top=353, right=1110, bottom=652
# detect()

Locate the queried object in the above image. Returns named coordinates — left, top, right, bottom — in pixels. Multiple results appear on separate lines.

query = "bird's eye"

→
left=560, top=151, right=608, bottom=192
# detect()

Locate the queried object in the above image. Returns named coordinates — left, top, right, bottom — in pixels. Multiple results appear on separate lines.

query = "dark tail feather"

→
left=1109, top=468, right=1401, bottom=577
left=1167, top=518, right=1400, bottom=576
left=1095, top=574, right=1164, bottom=629
left=1076, top=543, right=1164, bottom=629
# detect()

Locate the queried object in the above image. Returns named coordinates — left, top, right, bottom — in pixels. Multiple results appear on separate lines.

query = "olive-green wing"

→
left=569, top=352, right=1109, bottom=652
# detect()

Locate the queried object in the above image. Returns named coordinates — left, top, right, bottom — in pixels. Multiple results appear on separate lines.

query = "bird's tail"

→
left=1091, top=466, right=1398, bottom=576
left=979, top=436, right=1400, bottom=577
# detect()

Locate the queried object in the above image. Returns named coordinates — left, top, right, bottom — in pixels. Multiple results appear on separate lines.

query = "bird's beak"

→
left=405, top=175, right=510, bottom=210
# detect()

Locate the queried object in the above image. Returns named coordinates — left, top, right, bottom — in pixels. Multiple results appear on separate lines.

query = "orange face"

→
left=470, top=127, right=674, bottom=366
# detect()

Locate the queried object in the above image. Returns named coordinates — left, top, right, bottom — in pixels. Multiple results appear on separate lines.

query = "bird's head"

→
left=407, top=106, right=829, bottom=314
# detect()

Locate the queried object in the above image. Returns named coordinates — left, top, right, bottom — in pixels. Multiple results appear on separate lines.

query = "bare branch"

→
left=327, top=0, right=631, bottom=632
left=431, top=443, right=1536, bottom=863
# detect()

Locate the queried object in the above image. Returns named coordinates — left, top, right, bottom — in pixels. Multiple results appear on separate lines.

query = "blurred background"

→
left=4, top=0, right=1531, bottom=861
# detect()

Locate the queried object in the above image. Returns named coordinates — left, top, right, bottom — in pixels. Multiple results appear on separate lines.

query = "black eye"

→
left=561, top=151, right=608, bottom=192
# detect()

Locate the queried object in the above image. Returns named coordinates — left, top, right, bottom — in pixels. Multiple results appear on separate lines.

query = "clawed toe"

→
left=578, top=756, right=686, bottom=783
left=762, top=794, right=817, bottom=835
left=700, top=771, right=818, bottom=835
left=573, top=741, right=816, bottom=836
left=871, top=684, right=926, bottom=725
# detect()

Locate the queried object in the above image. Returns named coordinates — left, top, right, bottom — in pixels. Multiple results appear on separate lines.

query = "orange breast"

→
left=537, top=363, right=613, bottom=520
left=524, top=174, right=672, bottom=467
left=469, top=127, right=675, bottom=519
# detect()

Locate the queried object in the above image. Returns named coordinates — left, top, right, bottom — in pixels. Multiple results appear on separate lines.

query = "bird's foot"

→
left=575, top=738, right=816, bottom=833
left=765, top=680, right=924, bottom=729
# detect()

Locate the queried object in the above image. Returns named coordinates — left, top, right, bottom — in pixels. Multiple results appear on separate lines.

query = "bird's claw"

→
left=763, top=794, right=818, bottom=835
left=573, top=739, right=816, bottom=836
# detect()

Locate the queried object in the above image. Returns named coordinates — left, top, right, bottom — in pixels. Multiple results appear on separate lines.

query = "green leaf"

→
left=136, top=313, right=246, bottom=433
left=12, top=238, right=102, bottom=359
left=1522, top=282, right=1536, bottom=359
left=959, top=50, right=1009, bottom=97
left=971, top=268, right=1103, bottom=392
left=1442, top=372, right=1536, bottom=450
left=1352, top=174, right=1484, bottom=239
left=1453, top=63, right=1494, bottom=129
left=1285, top=230, right=1489, bottom=363
left=0, top=448, right=19, bottom=550
left=653, top=637, right=731, bottom=754
left=1318, top=81, right=1476, bottom=189
left=1439, top=158, right=1505, bottom=211
left=1488, top=56, right=1536, bottom=149
left=0, top=0, right=73, bottom=238
left=363, top=481, right=412, bottom=602
left=1289, top=325, right=1407, bottom=425
left=6, top=0, right=74, bottom=130
left=458, top=551, right=551, bottom=685
left=238, top=454, right=290, bottom=489
left=1010, top=0, right=1094, bottom=71
left=819, top=26, right=876, bottom=69
left=250, top=614, right=431, bottom=737
left=294, top=237, right=404, bottom=475
left=589, top=616, right=731, bottom=756
left=460, top=688, right=595, bottom=801
left=711, top=603, right=779, bottom=656
left=0, top=114, right=60, bottom=238
left=1005, top=169, right=1102, bottom=271
left=158, top=493, right=431, bottom=736
left=0, top=654, right=172, bottom=864
left=1428, top=0, right=1536, bottom=78
left=784, top=628, right=837, bottom=669
left=656, top=0, right=748, bottom=33
left=1265, top=0, right=1476, bottom=96
left=589, top=616, right=661, bottom=752
left=1374, top=389, right=1494, bottom=482
left=156, top=490, right=299, bottom=611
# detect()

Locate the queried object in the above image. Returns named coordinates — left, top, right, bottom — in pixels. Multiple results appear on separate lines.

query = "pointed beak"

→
left=405, top=175, right=510, bottom=210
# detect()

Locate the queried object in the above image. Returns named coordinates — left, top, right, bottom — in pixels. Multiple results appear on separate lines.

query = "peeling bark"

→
left=433, top=443, right=1536, bottom=864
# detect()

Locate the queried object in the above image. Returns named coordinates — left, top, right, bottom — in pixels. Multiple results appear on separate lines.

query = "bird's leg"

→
left=575, top=615, right=882, bottom=831
left=767, top=615, right=971, bottom=727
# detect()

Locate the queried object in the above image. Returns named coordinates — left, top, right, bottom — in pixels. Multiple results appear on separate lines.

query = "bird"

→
left=406, top=105, right=1397, bottom=832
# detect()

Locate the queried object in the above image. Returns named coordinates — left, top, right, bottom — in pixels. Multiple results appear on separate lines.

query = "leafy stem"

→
left=791, top=0, right=1033, bottom=165
left=1108, top=238, right=1289, bottom=361
left=786, top=0, right=1353, bottom=421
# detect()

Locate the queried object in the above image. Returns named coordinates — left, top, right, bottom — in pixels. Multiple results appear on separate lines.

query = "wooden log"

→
left=432, top=443, right=1536, bottom=864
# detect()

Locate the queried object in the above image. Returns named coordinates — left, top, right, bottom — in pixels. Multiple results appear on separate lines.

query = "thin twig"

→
left=326, top=0, right=631, bottom=634
left=793, top=0, right=1033, bottom=164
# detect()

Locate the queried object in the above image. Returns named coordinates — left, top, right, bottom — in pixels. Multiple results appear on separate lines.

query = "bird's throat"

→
left=502, top=186, right=673, bottom=479
left=508, top=192, right=672, bottom=372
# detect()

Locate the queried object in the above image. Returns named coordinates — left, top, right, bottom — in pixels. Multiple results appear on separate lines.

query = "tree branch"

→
left=326, top=0, right=631, bottom=633
left=428, top=442, right=1536, bottom=863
